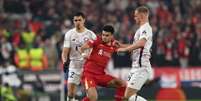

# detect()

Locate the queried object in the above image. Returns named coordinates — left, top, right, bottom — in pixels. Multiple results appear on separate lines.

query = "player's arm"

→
left=79, top=31, right=96, bottom=58
left=119, top=44, right=130, bottom=48
left=79, top=37, right=98, bottom=58
left=62, top=47, right=70, bottom=72
left=118, top=28, right=150, bottom=52
left=113, top=40, right=131, bottom=48
left=118, top=43, right=131, bottom=48
left=62, top=47, right=70, bottom=64
left=62, top=31, right=71, bottom=64
left=117, top=38, right=147, bottom=52
left=79, top=42, right=92, bottom=54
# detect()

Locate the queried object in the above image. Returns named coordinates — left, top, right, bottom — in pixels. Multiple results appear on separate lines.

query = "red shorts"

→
left=82, top=72, right=115, bottom=90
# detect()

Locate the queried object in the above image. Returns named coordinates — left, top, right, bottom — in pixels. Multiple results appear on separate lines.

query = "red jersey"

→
left=83, top=36, right=117, bottom=75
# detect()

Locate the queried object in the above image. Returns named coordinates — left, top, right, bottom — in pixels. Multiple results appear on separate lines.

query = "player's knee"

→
left=68, top=84, right=77, bottom=96
left=87, top=91, right=98, bottom=101
left=68, top=89, right=77, bottom=98
left=108, top=80, right=117, bottom=87
left=108, top=79, right=124, bottom=88
left=68, top=89, right=76, bottom=97
left=124, top=95, right=130, bottom=100
left=124, top=87, right=138, bottom=99
left=88, top=94, right=97, bottom=101
left=68, top=92, right=75, bottom=97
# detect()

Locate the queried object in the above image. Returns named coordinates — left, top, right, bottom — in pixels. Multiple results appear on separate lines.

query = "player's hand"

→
left=113, top=40, right=122, bottom=48
left=63, top=61, right=69, bottom=73
left=77, top=47, right=83, bottom=54
left=81, top=52, right=89, bottom=59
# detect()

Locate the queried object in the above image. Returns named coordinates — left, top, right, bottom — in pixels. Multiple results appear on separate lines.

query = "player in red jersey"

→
left=79, top=25, right=126, bottom=101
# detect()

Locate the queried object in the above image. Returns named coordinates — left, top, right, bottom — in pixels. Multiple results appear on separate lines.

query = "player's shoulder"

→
left=85, top=28, right=93, bottom=33
left=140, top=23, right=152, bottom=33
left=64, top=28, right=75, bottom=39
left=85, top=29, right=95, bottom=35
left=85, top=28, right=97, bottom=39
left=141, top=23, right=151, bottom=30
left=96, top=35, right=102, bottom=41
left=91, top=35, right=101, bottom=43
left=65, top=28, right=75, bottom=35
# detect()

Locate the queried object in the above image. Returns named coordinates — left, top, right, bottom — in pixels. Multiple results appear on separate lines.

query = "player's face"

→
left=134, top=10, right=142, bottom=25
left=73, top=16, right=85, bottom=29
left=101, top=31, right=112, bottom=43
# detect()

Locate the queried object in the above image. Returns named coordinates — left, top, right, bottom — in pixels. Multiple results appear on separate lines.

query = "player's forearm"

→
left=124, top=44, right=142, bottom=52
left=80, top=43, right=91, bottom=53
left=113, top=40, right=130, bottom=48
left=126, top=38, right=146, bottom=51
left=61, top=48, right=70, bottom=63
left=119, top=43, right=131, bottom=48
left=62, top=54, right=67, bottom=63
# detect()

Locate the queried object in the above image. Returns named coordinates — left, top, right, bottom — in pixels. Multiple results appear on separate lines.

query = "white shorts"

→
left=67, top=69, right=82, bottom=85
left=127, top=67, right=153, bottom=90
left=67, top=60, right=84, bottom=85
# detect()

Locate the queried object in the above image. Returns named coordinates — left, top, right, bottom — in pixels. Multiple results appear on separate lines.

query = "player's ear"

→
left=112, top=35, right=114, bottom=38
left=83, top=18, right=85, bottom=23
left=110, top=34, right=114, bottom=39
left=142, top=13, right=147, bottom=19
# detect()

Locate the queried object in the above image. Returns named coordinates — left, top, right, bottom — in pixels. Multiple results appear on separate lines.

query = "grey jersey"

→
left=63, top=28, right=96, bottom=61
left=132, top=22, right=153, bottom=68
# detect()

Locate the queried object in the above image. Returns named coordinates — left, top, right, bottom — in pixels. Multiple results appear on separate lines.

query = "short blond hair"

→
left=135, top=6, right=149, bottom=15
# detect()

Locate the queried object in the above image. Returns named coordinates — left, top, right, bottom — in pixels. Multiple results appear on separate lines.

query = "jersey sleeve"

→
left=139, top=27, right=151, bottom=40
left=113, top=46, right=118, bottom=52
left=63, top=31, right=71, bottom=48
left=90, top=31, right=97, bottom=40
left=112, top=40, right=118, bottom=52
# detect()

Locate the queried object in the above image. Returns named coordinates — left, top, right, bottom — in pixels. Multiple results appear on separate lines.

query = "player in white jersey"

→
left=62, top=12, right=96, bottom=101
left=117, top=6, right=153, bottom=101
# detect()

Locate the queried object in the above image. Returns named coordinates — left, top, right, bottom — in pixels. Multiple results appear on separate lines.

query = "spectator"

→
left=14, top=43, right=29, bottom=69
left=0, top=0, right=201, bottom=69
left=21, top=26, right=35, bottom=49
left=0, top=36, right=13, bottom=64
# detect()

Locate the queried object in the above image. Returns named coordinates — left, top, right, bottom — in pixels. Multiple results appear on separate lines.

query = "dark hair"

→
left=136, top=6, right=149, bottom=15
left=74, top=12, right=85, bottom=18
left=102, top=25, right=114, bottom=34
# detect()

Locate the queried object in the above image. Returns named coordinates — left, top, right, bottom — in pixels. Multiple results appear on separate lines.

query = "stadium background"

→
left=0, top=0, right=201, bottom=101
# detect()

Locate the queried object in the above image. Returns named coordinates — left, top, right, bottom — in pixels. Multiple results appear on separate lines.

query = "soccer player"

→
left=117, top=6, right=153, bottom=101
left=62, top=12, right=96, bottom=101
left=80, top=25, right=126, bottom=101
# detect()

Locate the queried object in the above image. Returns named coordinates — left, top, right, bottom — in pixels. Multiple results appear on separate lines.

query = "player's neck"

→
left=140, top=21, right=147, bottom=26
left=76, top=27, right=85, bottom=33
left=105, top=41, right=112, bottom=46
left=140, top=19, right=148, bottom=26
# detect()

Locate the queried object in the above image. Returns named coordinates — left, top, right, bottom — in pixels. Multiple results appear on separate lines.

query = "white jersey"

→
left=63, top=28, right=96, bottom=70
left=132, top=22, right=153, bottom=68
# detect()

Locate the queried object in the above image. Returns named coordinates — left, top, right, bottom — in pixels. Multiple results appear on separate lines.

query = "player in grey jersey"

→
left=117, top=6, right=153, bottom=101
left=62, top=12, right=96, bottom=101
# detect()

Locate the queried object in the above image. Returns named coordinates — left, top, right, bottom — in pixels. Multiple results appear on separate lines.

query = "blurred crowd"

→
left=0, top=0, right=201, bottom=71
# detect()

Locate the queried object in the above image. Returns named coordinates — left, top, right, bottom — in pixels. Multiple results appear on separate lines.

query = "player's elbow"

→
left=139, top=43, right=145, bottom=48
left=138, top=38, right=147, bottom=47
